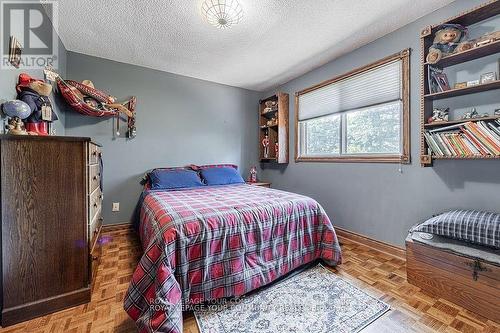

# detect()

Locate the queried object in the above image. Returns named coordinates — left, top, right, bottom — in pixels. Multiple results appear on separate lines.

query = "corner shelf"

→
left=259, top=92, right=289, bottom=164
left=419, top=1, right=500, bottom=166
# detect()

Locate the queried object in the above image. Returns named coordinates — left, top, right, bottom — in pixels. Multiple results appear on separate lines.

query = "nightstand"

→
left=246, top=182, right=271, bottom=188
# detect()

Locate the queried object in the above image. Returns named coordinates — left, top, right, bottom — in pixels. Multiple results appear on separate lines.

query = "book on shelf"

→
left=424, top=120, right=500, bottom=157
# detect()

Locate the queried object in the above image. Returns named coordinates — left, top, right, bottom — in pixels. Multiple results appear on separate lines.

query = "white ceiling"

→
left=53, top=0, right=454, bottom=91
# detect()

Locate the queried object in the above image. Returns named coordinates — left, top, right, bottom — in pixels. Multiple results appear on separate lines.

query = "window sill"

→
left=295, top=155, right=410, bottom=164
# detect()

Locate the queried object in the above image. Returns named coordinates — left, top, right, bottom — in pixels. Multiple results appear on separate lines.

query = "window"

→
left=296, top=50, right=410, bottom=163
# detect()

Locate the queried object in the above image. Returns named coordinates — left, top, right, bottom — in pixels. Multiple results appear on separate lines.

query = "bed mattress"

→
left=124, top=183, right=342, bottom=333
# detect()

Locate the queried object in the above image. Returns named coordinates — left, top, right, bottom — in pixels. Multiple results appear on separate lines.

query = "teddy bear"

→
left=16, top=73, right=58, bottom=135
left=426, top=24, right=467, bottom=64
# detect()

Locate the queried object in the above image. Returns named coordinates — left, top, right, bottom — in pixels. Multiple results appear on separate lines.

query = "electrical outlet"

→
left=112, top=202, right=120, bottom=212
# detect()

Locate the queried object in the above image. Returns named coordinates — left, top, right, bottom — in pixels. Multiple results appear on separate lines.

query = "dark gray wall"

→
left=260, top=0, right=500, bottom=247
left=65, top=52, right=259, bottom=225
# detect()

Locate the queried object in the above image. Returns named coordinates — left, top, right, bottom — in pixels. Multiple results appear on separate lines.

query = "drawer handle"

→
left=92, top=255, right=98, bottom=261
left=92, top=151, right=97, bottom=156
left=93, top=176, right=98, bottom=181
left=94, top=203, right=98, bottom=208
left=99, top=217, right=104, bottom=222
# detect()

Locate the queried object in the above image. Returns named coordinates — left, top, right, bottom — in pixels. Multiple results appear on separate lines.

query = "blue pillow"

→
left=200, top=167, right=244, bottom=186
left=149, top=169, right=204, bottom=190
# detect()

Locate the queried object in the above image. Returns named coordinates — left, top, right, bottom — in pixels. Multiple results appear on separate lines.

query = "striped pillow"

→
left=414, top=210, right=500, bottom=249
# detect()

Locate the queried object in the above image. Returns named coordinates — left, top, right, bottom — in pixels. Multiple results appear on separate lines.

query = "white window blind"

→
left=298, top=60, right=402, bottom=121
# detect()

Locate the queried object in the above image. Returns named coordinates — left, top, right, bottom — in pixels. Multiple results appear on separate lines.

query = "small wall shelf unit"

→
left=420, top=0, right=500, bottom=166
left=259, top=92, right=289, bottom=163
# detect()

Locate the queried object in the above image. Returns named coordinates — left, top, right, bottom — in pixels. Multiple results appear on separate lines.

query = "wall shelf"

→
left=419, top=1, right=500, bottom=166
left=258, top=92, right=289, bottom=164
left=424, top=115, right=500, bottom=128
left=424, top=80, right=500, bottom=100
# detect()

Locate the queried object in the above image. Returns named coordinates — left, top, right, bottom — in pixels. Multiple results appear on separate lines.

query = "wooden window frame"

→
left=295, top=49, right=411, bottom=163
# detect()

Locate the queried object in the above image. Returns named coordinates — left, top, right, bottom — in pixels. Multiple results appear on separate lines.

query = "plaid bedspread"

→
left=124, top=184, right=342, bottom=332
left=412, top=210, right=500, bottom=248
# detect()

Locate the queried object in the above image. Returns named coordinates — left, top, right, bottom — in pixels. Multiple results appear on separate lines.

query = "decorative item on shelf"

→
left=479, top=72, right=497, bottom=84
left=466, top=79, right=480, bottom=87
left=494, top=108, right=500, bottom=116
left=44, top=67, right=137, bottom=139
left=1, top=100, right=31, bottom=135
left=263, top=100, right=278, bottom=114
left=16, top=73, right=58, bottom=136
left=454, top=82, right=467, bottom=89
left=435, top=72, right=450, bottom=91
left=265, top=100, right=277, bottom=108
left=428, top=107, right=449, bottom=123
left=275, top=142, right=279, bottom=157
left=247, top=166, right=257, bottom=183
left=266, top=117, right=277, bottom=127
left=474, top=31, right=500, bottom=48
left=428, top=66, right=442, bottom=93
left=462, top=108, right=479, bottom=119
left=426, top=24, right=467, bottom=64
left=8, top=36, right=22, bottom=68
left=262, top=133, right=270, bottom=159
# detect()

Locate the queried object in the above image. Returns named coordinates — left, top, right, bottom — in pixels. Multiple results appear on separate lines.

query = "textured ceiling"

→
left=52, top=0, right=454, bottom=91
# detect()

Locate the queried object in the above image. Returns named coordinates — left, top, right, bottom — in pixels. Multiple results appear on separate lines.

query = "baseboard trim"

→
left=1, top=287, right=91, bottom=327
left=335, top=226, right=406, bottom=260
left=101, top=222, right=133, bottom=233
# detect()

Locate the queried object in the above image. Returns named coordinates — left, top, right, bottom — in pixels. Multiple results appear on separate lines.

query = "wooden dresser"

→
left=0, top=135, right=103, bottom=326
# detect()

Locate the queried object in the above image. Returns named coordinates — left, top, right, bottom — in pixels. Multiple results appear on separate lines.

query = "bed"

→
left=406, top=210, right=500, bottom=322
left=124, top=173, right=342, bottom=333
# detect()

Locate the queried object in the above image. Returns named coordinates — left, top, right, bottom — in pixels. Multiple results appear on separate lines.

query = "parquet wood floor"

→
left=1, top=228, right=498, bottom=333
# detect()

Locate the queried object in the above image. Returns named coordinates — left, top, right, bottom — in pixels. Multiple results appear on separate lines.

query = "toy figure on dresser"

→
left=262, top=134, right=270, bottom=158
left=16, top=73, right=58, bottom=135
left=6, top=117, right=28, bottom=135
left=247, top=166, right=257, bottom=183
left=1, top=100, right=31, bottom=135
left=428, top=107, right=449, bottom=123
left=426, top=24, right=467, bottom=64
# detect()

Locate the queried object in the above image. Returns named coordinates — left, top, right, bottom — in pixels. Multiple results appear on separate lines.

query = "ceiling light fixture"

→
left=201, top=0, right=243, bottom=29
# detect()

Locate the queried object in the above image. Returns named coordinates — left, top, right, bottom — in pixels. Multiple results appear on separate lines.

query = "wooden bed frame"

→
left=406, top=239, right=500, bottom=322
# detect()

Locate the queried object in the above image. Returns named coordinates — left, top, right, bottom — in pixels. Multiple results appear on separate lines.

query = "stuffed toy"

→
left=16, top=73, right=58, bottom=135
left=426, top=24, right=467, bottom=64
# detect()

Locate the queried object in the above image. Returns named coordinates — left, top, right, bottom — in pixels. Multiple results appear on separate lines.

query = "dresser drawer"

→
left=90, top=226, right=102, bottom=290
left=89, top=210, right=102, bottom=245
left=89, top=187, right=102, bottom=221
left=89, top=144, right=100, bottom=165
left=89, top=164, right=101, bottom=193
